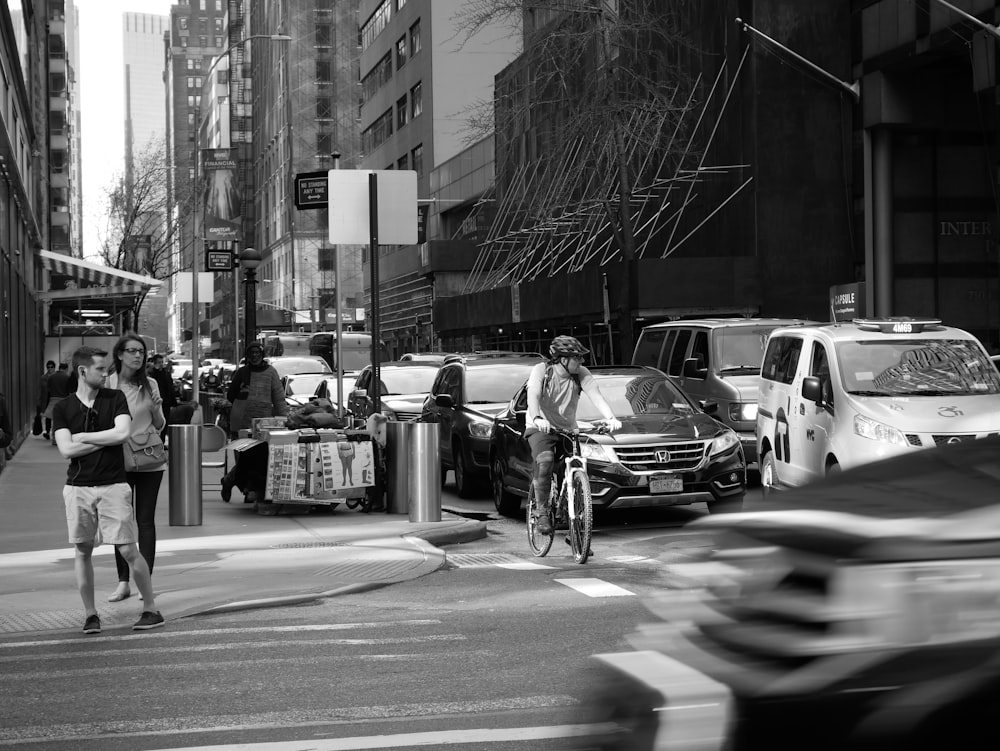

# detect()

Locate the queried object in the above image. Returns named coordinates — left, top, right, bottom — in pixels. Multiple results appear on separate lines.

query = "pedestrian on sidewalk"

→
left=37, top=360, right=56, bottom=437
left=52, top=345, right=165, bottom=634
left=148, top=354, right=178, bottom=441
left=0, top=390, right=13, bottom=452
left=107, top=333, right=167, bottom=604
left=43, top=362, right=71, bottom=443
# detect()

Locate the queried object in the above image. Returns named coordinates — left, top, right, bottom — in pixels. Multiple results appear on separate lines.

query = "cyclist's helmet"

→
left=549, top=335, right=590, bottom=360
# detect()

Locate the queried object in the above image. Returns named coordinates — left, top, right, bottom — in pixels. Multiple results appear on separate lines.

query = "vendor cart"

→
left=229, top=418, right=379, bottom=516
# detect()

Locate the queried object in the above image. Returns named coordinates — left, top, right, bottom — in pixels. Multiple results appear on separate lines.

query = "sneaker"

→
left=132, top=611, right=165, bottom=631
left=42, top=432, right=49, bottom=440
left=534, top=515, right=553, bottom=535
left=83, top=614, right=101, bottom=634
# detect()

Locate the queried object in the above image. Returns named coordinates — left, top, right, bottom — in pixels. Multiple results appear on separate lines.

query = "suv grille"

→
left=614, top=441, right=707, bottom=471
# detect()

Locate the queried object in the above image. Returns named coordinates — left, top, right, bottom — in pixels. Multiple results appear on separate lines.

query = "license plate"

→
left=650, top=474, right=682, bottom=494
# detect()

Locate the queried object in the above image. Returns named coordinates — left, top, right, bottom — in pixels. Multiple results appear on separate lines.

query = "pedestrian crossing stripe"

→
left=555, top=578, right=636, bottom=597
left=447, top=553, right=553, bottom=569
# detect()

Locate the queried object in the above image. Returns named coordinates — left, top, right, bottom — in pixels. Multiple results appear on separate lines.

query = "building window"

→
left=397, top=154, right=408, bottom=170
left=186, top=59, right=195, bottom=70
left=411, top=143, right=423, bottom=176
left=395, top=35, right=407, bottom=69
left=317, top=97, right=332, bottom=119
left=316, top=25, right=330, bottom=46
left=409, top=20, right=421, bottom=56
left=215, top=0, right=222, bottom=10
left=361, top=52, right=392, bottom=104
left=361, top=108, right=393, bottom=153
left=214, top=18, right=223, bottom=32
left=188, top=112, right=195, bottom=125
left=410, top=81, right=422, bottom=119
left=215, top=36, right=224, bottom=47
left=396, top=95, right=408, bottom=129
left=316, top=60, right=331, bottom=82
left=188, top=95, right=196, bottom=107
left=181, top=37, right=188, bottom=48
left=360, top=0, right=391, bottom=51
left=318, top=133, right=332, bottom=156
left=200, top=35, right=208, bottom=47
left=179, top=17, right=188, bottom=30
left=187, top=77, right=195, bottom=88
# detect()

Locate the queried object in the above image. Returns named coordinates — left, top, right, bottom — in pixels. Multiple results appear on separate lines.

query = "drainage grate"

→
left=271, top=542, right=348, bottom=549
left=448, top=553, right=524, bottom=568
left=312, top=559, right=424, bottom=580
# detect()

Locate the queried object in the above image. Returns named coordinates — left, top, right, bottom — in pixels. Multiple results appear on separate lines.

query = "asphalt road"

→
left=0, top=480, right=747, bottom=750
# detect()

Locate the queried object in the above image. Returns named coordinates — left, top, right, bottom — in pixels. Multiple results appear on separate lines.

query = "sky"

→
left=76, top=0, right=174, bottom=259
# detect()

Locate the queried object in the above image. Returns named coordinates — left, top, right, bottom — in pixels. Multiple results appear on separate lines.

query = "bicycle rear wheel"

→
left=526, top=480, right=554, bottom=556
left=566, top=468, right=593, bottom=564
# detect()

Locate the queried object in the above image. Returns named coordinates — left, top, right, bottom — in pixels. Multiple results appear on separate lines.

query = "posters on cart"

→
left=266, top=440, right=374, bottom=502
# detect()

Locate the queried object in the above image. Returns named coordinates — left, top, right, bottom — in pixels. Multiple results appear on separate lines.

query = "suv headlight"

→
left=728, top=402, right=758, bottom=422
left=580, top=441, right=613, bottom=463
left=468, top=421, right=492, bottom=438
left=709, top=430, right=740, bottom=457
left=854, top=414, right=907, bottom=446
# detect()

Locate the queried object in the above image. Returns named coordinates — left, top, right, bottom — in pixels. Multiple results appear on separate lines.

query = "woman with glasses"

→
left=106, top=333, right=166, bottom=603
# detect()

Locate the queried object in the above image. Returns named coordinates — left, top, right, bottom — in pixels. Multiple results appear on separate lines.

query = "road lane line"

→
left=555, top=578, right=635, bottom=597
left=145, top=724, right=620, bottom=750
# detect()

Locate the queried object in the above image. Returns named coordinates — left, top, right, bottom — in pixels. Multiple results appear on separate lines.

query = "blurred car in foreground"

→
left=399, top=352, right=456, bottom=364
left=489, top=365, right=746, bottom=516
left=348, top=361, right=442, bottom=421
left=268, top=355, right=333, bottom=379
left=583, top=436, right=1000, bottom=750
left=419, top=354, right=543, bottom=497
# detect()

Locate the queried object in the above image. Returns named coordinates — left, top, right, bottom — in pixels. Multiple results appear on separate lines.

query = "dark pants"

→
left=527, top=429, right=565, bottom=512
left=222, top=442, right=268, bottom=499
left=115, top=470, right=164, bottom=582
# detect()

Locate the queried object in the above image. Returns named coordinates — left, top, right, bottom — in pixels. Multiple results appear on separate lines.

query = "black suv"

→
left=489, top=365, right=746, bottom=516
left=419, top=355, right=543, bottom=497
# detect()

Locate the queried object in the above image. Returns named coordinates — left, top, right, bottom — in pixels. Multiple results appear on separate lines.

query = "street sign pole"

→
left=369, top=172, right=381, bottom=415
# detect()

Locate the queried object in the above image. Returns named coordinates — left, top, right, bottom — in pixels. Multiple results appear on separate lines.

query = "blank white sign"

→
left=327, top=170, right=418, bottom=245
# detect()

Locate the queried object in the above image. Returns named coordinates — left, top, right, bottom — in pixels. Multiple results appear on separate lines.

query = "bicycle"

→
left=527, top=423, right=609, bottom=564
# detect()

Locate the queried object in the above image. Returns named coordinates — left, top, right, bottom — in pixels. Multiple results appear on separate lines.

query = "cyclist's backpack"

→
left=542, top=363, right=582, bottom=397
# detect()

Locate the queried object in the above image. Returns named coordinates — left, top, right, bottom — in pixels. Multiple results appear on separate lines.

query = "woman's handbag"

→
left=125, top=429, right=167, bottom=472
left=32, top=412, right=43, bottom=436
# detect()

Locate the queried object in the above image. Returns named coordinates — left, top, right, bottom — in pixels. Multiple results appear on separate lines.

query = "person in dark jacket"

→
left=43, top=363, right=71, bottom=445
left=149, top=354, right=178, bottom=441
left=0, top=391, right=14, bottom=451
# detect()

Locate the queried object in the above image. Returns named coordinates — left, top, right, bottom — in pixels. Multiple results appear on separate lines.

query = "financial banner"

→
left=202, top=149, right=241, bottom=241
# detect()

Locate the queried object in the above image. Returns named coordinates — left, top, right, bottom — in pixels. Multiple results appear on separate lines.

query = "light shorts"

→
left=63, top=483, right=137, bottom=545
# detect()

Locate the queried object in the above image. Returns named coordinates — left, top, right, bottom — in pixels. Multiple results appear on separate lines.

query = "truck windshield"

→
left=836, top=339, right=1000, bottom=395
left=714, top=327, right=782, bottom=373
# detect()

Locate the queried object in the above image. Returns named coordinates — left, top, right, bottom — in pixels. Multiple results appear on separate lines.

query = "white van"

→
left=632, top=318, right=813, bottom=468
left=757, top=317, right=1000, bottom=493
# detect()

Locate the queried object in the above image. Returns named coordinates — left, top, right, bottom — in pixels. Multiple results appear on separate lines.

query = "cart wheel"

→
left=255, top=498, right=279, bottom=516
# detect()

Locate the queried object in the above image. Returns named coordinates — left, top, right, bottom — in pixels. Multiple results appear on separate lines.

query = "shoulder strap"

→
left=542, top=364, right=581, bottom=395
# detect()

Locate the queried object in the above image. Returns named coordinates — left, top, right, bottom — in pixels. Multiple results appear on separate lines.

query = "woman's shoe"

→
left=108, top=583, right=131, bottom=602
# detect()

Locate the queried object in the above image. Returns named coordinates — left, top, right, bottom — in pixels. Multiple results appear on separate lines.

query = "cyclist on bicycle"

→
left=526, top=335, right=621, bottom=534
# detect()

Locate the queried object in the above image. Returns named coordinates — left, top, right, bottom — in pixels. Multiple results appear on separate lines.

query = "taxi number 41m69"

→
left=650, top=474, right=683, bottom=493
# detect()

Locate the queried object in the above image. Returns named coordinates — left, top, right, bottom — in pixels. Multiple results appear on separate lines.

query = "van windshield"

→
left=836, top=339, right=1000, bottom=395
left=714, top=327, right=781, bottom=372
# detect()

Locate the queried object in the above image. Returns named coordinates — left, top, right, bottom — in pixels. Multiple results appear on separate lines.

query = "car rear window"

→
left=465, top=364, right=537, bottom=403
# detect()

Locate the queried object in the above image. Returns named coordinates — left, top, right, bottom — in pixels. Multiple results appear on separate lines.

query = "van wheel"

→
left=826, top=461, right=841, bottom=477
left=760, top=452, right=778, bottom=499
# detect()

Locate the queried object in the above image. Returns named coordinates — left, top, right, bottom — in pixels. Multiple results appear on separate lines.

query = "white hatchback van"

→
left=756, top=317, right=1000, bottom=493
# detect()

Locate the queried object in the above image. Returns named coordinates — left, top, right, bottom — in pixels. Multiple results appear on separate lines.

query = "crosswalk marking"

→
left=555, top=578, right=636, bottom=597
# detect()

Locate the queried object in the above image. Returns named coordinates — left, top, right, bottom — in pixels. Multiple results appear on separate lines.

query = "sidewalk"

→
left=0, top=433, right=486, bottom=636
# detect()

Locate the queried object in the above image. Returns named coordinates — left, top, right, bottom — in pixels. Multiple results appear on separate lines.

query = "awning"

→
left=37, top=250, right=163, bottom=299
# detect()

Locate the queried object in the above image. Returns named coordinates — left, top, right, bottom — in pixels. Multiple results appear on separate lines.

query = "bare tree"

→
left=456, top=1, right=729, bottom=360
left=97, top=139, right=191, bottom=332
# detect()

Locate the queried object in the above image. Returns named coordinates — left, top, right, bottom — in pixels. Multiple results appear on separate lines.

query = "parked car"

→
left=632, top=318, right=814, bottom=469
left=348, top=361, right=442, bottom=421
left=399, top=352, right=456, bottom=364
left=582, top=435, right=1000, bottom=750
left=419, top=354, right=544, bottom=497
left=267, top=355, right=333, bottom=379
left=489, top=365, right=746, bottom=516
left=282, top=372, right=334, bottom=409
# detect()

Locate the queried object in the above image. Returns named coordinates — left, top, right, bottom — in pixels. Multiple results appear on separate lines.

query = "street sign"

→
left=295, top=170, right=329, bottom=210
left=206, top=250, right=234, bottom=271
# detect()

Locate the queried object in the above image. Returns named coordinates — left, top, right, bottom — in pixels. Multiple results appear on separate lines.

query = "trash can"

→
left=407, top=422, right=441, bottom=522
left=385, top=421, right=409, bottom=514
left=168, top=424, right=202, bottom=526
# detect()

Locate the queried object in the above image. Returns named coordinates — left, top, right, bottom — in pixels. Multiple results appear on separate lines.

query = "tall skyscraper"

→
left=123, top=12, right=169, bottom=180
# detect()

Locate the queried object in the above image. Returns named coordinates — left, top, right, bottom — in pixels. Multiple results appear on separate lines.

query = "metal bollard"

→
left=385, top=421, right=409, bottom=514
left=168, top=424, right=202, bottom=526
left=407, top=422, right=441, bottom=522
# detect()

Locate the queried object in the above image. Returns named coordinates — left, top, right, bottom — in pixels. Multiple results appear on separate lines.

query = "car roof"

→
left=445, top=355, right=544, bottom=368
left=768, top=318, right=976, bottom=344
left=641, top=317, right=815, bottom=331
left=360, top=360, right=442, bottom=370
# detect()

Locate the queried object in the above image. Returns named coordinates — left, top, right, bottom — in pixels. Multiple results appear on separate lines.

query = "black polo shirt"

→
left=52, top=389, right=131, bottom=487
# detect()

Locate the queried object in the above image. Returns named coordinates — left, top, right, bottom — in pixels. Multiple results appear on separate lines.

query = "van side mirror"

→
left=683, top=356, right=708, bottom=379
left=435, top=393, right=455, bottom=408
left=802, top=376, right=823, bottom=404
left=700, top=400, right=719, bottom=415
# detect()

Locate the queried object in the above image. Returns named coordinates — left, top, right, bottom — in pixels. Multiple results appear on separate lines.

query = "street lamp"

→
left=240, top=247, right=262, bottom=346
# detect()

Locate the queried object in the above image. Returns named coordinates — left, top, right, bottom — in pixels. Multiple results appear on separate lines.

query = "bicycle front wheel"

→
left=566, top=468, right=593, bottom=564
left=526, top=480, right=554, bottom=557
